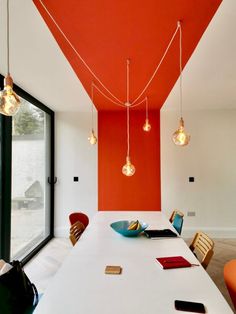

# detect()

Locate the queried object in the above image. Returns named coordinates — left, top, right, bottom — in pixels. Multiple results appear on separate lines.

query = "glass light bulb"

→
left=88, top=129, right=97, bottom=145
left=172, top=117, right=190, bottom=146
left=0, top=75, right=21, bottom=116
left=143, top=118, right=151, bottom=132
left=122, top=156, right=135, bottom=176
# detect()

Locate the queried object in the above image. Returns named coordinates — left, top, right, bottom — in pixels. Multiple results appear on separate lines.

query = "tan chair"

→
left=169, top=209, right=184, bottom=223
left=69, top=221, right=85, bottom=246
left=189, top=231, right=214, bottom=269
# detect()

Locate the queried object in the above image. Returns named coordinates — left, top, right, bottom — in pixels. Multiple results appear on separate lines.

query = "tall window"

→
left=0, top=75, right=54, bottom=263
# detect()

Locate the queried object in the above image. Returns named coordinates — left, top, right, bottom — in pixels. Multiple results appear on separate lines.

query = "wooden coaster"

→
left=105, top=265, right=122, bottom=274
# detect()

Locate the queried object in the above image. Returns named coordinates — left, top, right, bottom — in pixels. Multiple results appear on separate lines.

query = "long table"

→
left=34, top=211, right=233, bottom=313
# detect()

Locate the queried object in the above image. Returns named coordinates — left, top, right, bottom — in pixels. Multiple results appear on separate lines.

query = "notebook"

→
left=144, top=229, right=177, bottom=238
left=156, top=256, right=192, bottom=269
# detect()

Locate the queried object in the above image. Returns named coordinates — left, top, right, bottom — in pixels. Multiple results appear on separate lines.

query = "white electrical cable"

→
left=39, top=0, right=180, bottom=110
left=126, top=59, right=130, bottom=104
left=92, top=83, right=125, bottom=107
left=130, top=97, right=146, bottom=108
left=39, top=0, right=124, bottom=105
left=145, top=97, right=148, bottom=120
left=127, top=105, right=130, bottom=157
left=7, top=0, right=10, bottom=74
left=179, top=21, right=183, bottom=118
left=131, top=23, right=180, bottom=105
left=91, top=83, right=94, bottom=129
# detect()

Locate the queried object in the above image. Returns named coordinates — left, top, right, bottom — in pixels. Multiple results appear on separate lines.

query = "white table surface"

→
left=34, top=211, right=233, bottom=314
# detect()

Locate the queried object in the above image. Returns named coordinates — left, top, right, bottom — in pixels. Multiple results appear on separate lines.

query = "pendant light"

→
left=122, top=105, right=135, bottom=176
left=122, top=59, right=135, bottom=176
left=0, top=0, right=21, bottom=116
left=172, top=21, right=190, bottom=146
left=143, top=97, right=151, bottom=132
left=88, top=83, right=97, bottom=145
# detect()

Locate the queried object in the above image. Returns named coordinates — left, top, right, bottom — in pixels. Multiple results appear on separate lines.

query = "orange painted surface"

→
left=98, top=110, right=160, bottom=211
left=33, top=0, right=222, bottom=211
left=33, top=0, right=221, bottom=111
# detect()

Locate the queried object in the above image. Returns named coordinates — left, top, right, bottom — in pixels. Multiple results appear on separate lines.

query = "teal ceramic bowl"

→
left=110, top=220, right=148, bottom=237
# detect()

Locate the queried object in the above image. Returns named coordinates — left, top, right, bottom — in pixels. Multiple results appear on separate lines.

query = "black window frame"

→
left=0, top=74, right=54, bottom=265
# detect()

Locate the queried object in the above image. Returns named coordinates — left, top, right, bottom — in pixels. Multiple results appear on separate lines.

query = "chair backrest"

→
left=69, top=221, right=85, bottom=246
left=169, top=210, right=184, bottom=223
left=69, top=212, right=89, bottom=228
left=172, top=213, right=184, bottom=235
left=224, top=259, right=236, bottom=310
left=189, top=231, right=214, bottom=269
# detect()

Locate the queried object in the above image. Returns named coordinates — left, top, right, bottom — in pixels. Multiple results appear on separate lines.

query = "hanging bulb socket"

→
left=0, top=74, right=21, bottom=116
left=122, top=156, right=135, bottom=177
left=88, top=129, right=97, bottom=145
left=0, top=0, right=21, bottom=117
left=172, top=117, right=190, bottom=146
left=5, top=74, right=13, bottom=87
left=143, top=118, right=151, bottom=132
left=172, top=21, right=190, bottom=146
left=122, top=60, right=135, bottom=176
left=143, top=97, right=151, bottom=132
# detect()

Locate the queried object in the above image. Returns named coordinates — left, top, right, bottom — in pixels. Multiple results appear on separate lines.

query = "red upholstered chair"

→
left=69, top=212, right=89, bottom=228
left=224, top=259, right=236, bottom=310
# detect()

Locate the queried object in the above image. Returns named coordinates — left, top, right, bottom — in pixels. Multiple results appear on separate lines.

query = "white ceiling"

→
left=0, top=0, right=92, bottom=112
left=163, top=0, right=236, bottom=111
left=0, top=0, right=235, bottom=113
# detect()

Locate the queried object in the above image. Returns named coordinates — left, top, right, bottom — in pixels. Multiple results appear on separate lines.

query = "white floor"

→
left=24, top=238, right=71, bottom=293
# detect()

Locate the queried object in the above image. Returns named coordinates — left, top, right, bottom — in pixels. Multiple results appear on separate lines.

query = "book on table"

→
left=144, top=229, right=177, bottom=238
left=156, top=256, right=192, bottom=269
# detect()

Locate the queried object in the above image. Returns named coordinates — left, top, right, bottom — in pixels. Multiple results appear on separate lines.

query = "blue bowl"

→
left=110, top=220, right=148, bottom=237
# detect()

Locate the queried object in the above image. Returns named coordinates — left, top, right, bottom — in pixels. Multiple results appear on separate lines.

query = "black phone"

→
left=175, top=300, right=206, bottom=313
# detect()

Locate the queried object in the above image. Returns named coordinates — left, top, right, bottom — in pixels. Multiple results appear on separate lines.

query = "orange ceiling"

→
left=33, top=0, right=222, bottom=111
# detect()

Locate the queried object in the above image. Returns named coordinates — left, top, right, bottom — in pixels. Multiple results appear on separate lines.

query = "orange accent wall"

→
left=98, top=110, right=160, bottom=211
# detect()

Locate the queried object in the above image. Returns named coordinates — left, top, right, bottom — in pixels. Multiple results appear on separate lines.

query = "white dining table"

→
left=34, top=211, right=233, bottom=314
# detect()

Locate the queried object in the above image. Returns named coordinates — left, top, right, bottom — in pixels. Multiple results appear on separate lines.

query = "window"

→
left=0, top=75, right=54, bottom=263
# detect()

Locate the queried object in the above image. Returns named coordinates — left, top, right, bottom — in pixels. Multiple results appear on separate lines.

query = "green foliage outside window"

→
left=13, top=99, right=44, bottom=136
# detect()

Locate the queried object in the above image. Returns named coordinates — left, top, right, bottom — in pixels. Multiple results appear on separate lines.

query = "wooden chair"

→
left=224, top=259, right=236, bottom=310
left=69, top=221, right=85, bottom=246
left=69, top=212, right=89, bottom=228
left=189, top=231, right=214, bottom=269
left=169, top=210, right=184, bottom=223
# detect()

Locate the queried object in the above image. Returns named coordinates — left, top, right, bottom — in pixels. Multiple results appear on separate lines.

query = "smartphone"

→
left=175, top=300, right=206, bottom=313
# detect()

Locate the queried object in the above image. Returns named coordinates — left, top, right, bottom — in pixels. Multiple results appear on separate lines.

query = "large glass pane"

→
left=10, top=99, right=51, bottom=260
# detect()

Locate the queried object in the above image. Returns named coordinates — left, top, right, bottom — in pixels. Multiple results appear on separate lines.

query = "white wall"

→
left=54, top=111, right=98, bottom=237
left=161, top=109, right=236, bottom=238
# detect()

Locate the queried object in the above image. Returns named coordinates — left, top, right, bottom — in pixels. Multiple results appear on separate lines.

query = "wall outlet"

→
left=187, top=211, right=196, bottom=217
